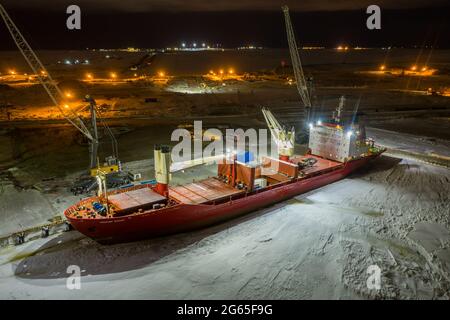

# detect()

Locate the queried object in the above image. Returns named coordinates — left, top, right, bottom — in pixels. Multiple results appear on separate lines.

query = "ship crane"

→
left=262, top=107, right=295, bottom=162
left=282, top=5, right=312, bottom=128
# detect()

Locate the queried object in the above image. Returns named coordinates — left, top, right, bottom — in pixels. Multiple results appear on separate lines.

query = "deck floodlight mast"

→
left=0, top=4, right=93, bottom=142
left=282, top=5, right=312, bottom=127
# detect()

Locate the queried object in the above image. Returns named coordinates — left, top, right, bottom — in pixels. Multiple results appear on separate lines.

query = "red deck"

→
left=290, top=155, right=342, bottom=175
left=169, top=178, right=244, bottom=204
left=109, top=187, right=166, bottom=212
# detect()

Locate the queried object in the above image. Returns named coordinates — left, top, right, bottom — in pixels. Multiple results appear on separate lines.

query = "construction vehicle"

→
left=127, top=53, right=157, bottom=71
left=0, top=4, right=129, bottom=194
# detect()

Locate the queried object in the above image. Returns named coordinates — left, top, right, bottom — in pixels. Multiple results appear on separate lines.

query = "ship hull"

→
left=66, top=155, right=378, bottom=244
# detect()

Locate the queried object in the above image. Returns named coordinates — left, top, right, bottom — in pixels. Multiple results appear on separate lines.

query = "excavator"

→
left=0, top=4, right=130, bottom=194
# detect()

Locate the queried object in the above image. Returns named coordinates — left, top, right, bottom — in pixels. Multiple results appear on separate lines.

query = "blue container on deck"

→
left=237, top=151, right=254, bottom=163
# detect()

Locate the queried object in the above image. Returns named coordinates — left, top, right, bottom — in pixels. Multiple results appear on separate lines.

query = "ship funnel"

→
left=154, top=144, right=171, bottom=196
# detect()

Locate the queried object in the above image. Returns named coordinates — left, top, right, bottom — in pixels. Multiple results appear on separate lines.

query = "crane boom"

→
left=282, top=5, right=312, bottom=123
left=261, top=107, right=295, bottom=161
left=0, top=4, right=93, bottom=141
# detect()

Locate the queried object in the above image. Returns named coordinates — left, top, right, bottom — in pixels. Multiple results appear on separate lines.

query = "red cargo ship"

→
left=64, top=120, right=384, bottom=244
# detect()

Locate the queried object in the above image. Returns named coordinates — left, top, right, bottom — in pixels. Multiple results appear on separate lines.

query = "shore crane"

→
left=261, top=5, right=312, bottom=160
left=0, top=4, right=92, bottom=141
left=282, top=5, right=312, bottom=128
left=0, top=4, right=118, bottom=172
left=261, top=107, right=295, bottom=162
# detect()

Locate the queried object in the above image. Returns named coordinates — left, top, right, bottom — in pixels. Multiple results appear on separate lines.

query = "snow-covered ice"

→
left=0, top=127, right=449, bottom=299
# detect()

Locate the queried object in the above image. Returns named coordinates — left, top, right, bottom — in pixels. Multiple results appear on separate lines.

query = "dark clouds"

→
left=2, top=0, right=449, bottom=12
left=0, top=1, right=449, bottom=49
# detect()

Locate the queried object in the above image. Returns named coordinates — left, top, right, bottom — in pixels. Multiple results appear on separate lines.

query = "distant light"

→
left=421, top=66, right=427, bottom=71
left=158, top=71, right=165, bottom=77
left=209, top=70, right=215, bottom=74
left=202, top=43, right=206, bottom=47
left=181, top=42, right=186, bottom=48
left=193, top=42, right=197, bottom=47
left=65, top=60, right=71, bottom=65
left=65, top=91, right=73, bottom=98
left=309, top=123, right=313, bottom=129
left=228, top=68, right=234, bottom=74
left=84, top=59, right=89, bottom=64
left=346, top=130, right=353, bottom=138
left=411, top=65, right=417, bottom=71
left=9, top=69, right=16, bottom=75
left=63, top=104, right=69, bottom=109
left=380, top=65, right=385, bottom=71
left=110, top=72, right=117, bottom=79
left=134, top=73, right=138, bottom=77
left=219, top=69, right=224, bottom=75
left=317, top=120, right=322, bottom=125
left=86, top=73, right=93, bottom=79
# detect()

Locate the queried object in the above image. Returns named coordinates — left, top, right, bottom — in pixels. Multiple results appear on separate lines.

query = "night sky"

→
left=0, top=0, right=449, bottom=49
